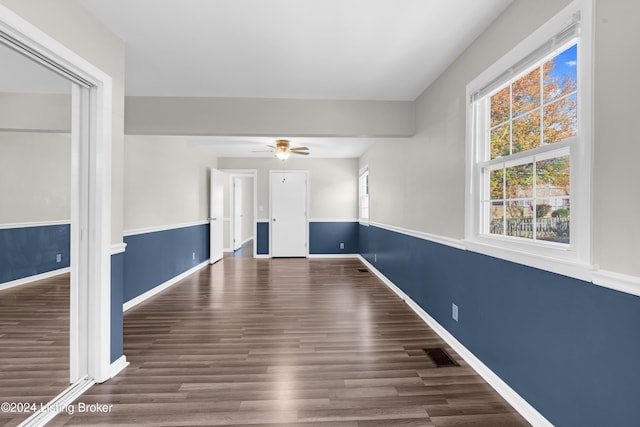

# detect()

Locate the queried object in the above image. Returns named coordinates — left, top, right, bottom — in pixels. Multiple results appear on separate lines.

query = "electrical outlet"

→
left=56, top=254, right=62, bottom=263
left=192, top=252, right=196, bottom=260
left=452, top=303, right=458, bottom=322
left=339, top=242, right=344, bottom=249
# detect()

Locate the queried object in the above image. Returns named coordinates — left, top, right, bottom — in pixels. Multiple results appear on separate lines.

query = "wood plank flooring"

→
left=6, top=258, right=529, bottom=426
left=0, top=274, right=71, bottom=427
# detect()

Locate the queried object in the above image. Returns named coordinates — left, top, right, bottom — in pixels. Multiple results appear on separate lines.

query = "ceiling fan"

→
left=262, top=139, right=310, bottom=160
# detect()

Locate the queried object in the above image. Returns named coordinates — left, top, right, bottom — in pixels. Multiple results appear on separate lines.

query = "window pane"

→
left=506, top=200, right=533, bottom=239
left=536, top=156, right=570, bottom=195
left=537, top=199, right=570, bottom=243
left=543, top=94, right=577, bottom=144
left=512, top=111, right=541, bottom=153
left=490, top=123, right=510, bottom=159
left=544, top=44, right=577, bottom=104
left=491, top=86, right=510, bottom=127
left=505, top=163, right=533, bottom=199
left=512, top=68, right=540, bottom=116
left=488, top=201, right=504, bottom=236
left=490, top=168, right=504, bottom=200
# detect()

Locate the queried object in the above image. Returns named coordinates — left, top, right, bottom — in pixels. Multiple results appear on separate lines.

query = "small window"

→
left=359, top=167, right=369, bottom=222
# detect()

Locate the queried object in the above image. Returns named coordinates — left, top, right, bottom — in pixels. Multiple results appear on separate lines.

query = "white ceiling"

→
left=3, top=0, right=513, bottom=158
left=79, top=0, right=512, bottom=101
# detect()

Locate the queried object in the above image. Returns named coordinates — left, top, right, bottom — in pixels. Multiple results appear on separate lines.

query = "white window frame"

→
left=465, top=0, right=593, bottom=278
left=359, top=166, right=369, bottom=224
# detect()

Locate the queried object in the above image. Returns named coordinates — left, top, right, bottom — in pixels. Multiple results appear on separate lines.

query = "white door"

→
left=209, top=168, right=224, bottom=263
left=270, top=171, right=308, bottom=257
left=233, top=177, right=243, bottom=251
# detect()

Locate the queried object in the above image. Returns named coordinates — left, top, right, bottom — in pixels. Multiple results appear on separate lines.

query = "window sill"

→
left=463, top=237, right=593, bottom=282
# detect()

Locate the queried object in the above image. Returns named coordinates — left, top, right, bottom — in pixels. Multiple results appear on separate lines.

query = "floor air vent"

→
left=357, top=268, right=369, bottom=273
left=423, top=348, right=459, bottom=367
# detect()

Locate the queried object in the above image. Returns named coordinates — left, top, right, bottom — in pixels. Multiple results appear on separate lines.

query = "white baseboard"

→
left=308, top=254, right=360, bottom=259
left=357, top=255, right=553, bottom=427
left=0, top=267, right=70, bottom=291
left=123, top=260, right=209, bottom=312
left=109, top=355, right=129, bottom=379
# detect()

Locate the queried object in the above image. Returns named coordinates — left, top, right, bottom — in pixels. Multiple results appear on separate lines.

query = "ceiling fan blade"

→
left=292, top=151, right=310, bottom=155
left=290, top=146, right=309, bottom=151
left=266, top=145, right=277, bottom=150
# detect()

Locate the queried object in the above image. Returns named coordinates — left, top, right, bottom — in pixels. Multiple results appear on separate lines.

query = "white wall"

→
left=240, top=176, right=254, bottom=242
left=218, top=157, right=359, bottom=221
left=123, top=135, right=218, bottom=231
left=0, top=131, right=70, bottom=224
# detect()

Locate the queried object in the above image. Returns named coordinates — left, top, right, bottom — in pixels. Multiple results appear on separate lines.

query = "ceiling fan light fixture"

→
left=275, top=150, right=290, bottom=160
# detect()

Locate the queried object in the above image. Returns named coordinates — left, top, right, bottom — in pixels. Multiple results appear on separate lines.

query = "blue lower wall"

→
left=256, top=221, right=359, bottom=256
left=256, top=222, right=269, bottom=255
left=359, top=224, right=640, bottom=427
left=123, top=224, right=210, bottom=303
left=110, top=251, right=124, bottom=363
left=309, top=222, right=359, bottom=254
left=0, top=224, right=70, bottom=284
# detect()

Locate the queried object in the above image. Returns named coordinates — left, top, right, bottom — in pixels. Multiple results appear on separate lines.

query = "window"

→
left=359, top=167, right=369, bottom=222
left=466, top=0, right=592, bottom=267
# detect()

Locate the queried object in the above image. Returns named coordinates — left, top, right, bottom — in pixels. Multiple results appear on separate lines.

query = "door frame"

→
left=222, top=169, right=258, bottom=257
left=232, top=176, right=243, bottom=251
left=269, top=170, right=309, bottom=258
left=0, top=5, right=113, bottom=383
left=209, top=168, right=225, bottom=264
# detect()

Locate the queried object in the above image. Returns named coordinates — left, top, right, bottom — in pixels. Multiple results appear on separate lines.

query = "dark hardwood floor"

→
left=0, top=274, right=71, bottom=427
left=5, top=258, right=529, bottom=426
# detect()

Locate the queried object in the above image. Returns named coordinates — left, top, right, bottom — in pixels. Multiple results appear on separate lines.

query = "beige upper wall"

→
left=0, top=132, right=71, bottom=224
left=362, top=0, right=640, bottom=277
left=218, top=157, right=358, bottom=221
left=592, top=0, right=640, bottom=275
left=125, top=97, right=415, bottom=137
left=123, top=135, right=218, bottom=231
left=0, top=93, right=71, bottom=132
left=1, top=0, right=126, bottom=245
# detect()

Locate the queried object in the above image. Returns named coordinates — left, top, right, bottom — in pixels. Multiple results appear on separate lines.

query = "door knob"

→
left=272, top=218, right=276, bottom=222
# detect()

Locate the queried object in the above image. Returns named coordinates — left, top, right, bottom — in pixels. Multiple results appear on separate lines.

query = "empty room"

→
left=0, top=1, right=638, bottom=426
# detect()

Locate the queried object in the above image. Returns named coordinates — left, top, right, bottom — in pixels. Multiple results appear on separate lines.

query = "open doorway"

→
left=223, top=170, right=257, bottom=258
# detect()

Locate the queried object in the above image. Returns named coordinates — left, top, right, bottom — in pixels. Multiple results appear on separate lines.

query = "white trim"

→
left=370, top=221, right=466, bottom=250
left=17, top=376, right=95, bottom=427
left=0, top=267, right=70, bottom=291
left=241, top=236, right=254, bottom=246
left=109, top=355, right=129, bottom=379
left=110, top=242, right=127, bottom=255
left=254, top=254, right=270, bottom=259
left=257, top=218, right=270, bottom=223
left=308, top=254, right=359, bottom=259
left=366, top=222, right=640, bottom=299
left=1, top=2, right=113, bottom=386
left=309, top=218, right=359, bottom=223
left=123, top=260, right=209, bottom=312
left=464, top=238, right=593, bottom=282
left=357, top=255, right=553, bottom=427
left=122, top=220, right=208, bottom=237
left=0, top=220, right=70, bottom=229
left=592, top=270, right=640, bottom=298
